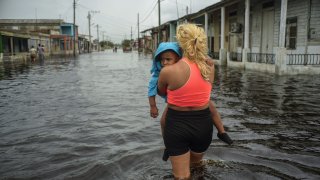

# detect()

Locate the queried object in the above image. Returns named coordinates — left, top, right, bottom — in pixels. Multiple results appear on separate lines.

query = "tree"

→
left=100, top=40, right=114, bottom=48
left=121, top=39, right=131, bottom=48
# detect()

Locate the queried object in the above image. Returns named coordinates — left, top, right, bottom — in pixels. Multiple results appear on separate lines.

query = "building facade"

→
left=142, top=0, right=320, bottom=75
left=0, top=19, right=84, bottom=61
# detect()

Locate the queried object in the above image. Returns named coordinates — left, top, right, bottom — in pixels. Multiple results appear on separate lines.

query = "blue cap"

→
left=154, top=42, right=182, bottom=62
left=150, top=42, right=182, bottom=75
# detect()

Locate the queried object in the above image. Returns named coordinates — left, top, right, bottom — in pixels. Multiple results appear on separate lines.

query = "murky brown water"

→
left=0, top=51, right=319, bottom=179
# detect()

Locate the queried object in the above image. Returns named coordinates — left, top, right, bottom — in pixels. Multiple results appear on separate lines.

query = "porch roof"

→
left=0, top=29, right=30, bottom=38
left=50, top=34, right=72, bottom=39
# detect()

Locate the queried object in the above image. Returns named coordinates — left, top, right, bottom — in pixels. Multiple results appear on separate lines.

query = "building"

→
left=0, top=30, right=30, bottom=60
left=0, top=19, right=81, bottom=61
left=78, top=34, right=90, bottom=54
left=142, top=0, right=320, bottom=75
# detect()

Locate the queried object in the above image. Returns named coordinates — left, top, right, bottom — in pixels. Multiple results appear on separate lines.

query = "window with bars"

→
left=285, top=17, right=297, bottom=50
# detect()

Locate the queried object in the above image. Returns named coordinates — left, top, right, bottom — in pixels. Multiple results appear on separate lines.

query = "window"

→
left=263, top=1, right=274, bottom=9
left=286, top=17, right=297, bottom=49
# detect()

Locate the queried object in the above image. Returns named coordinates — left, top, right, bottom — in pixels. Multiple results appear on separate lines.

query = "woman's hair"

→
left=176, top=23, right=210, bottom=80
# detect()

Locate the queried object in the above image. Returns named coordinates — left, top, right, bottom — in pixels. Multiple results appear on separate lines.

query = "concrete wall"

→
left=245, top=62, right=275, bottom=73
left=285, top=65, right=320, bottom=75
left=227, top=59, right=245, bottom=69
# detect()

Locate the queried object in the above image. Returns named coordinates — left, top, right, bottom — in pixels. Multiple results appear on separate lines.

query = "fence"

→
left=287, top=54, right=320, bottom=65
left=230, top=52, right=242, bottom=62
left=247, top=53, right=275, bottom=64
left=209, top=51, right=220, bottom=60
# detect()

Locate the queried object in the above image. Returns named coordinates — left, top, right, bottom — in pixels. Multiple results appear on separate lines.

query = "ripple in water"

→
left=0, top=51, right=320, bottom=179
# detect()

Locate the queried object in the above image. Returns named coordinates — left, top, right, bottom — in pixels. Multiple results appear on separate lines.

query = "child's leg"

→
left=161, top=105, right=170, bottom=161
left=160, top=105, right=168, bottom=136
left=209, top=101, right=234, bottom=145
left=208, top=101, right=225, bottom=134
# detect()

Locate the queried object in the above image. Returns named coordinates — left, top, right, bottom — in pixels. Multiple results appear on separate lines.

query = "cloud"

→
left=0, top=0, right=221, bottom=43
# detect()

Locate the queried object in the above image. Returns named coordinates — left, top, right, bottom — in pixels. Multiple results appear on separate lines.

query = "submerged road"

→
left=0, top=50, right=319, bottom=179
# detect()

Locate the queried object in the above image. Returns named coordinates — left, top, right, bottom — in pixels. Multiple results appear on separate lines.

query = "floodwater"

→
left=0, top=51, right=319, bottom=180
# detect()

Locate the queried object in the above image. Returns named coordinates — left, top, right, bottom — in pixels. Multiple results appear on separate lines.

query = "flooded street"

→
left=0, top=51, right=319, bottom=180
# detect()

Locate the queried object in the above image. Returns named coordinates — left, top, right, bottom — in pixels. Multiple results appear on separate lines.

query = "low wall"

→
left=5, top=52, right=30, bottom=61
left=213, top=59, right=221, bottom=66
left=285, top=65, right=320, bottom=75
left=245, top=62, right=275, bottom=73
left=227, top=60, right=245, bottom=69
left=1, top=51, right=77, bottom=62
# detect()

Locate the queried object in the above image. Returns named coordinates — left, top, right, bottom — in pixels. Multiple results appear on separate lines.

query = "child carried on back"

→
left=148, top=42, right=233, bottom=161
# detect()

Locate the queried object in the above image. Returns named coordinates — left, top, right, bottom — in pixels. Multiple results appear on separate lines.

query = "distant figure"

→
left=115, top=46, right=117, bottom=53
left=29, top=45, right=37, bottom=62
left=37, top=44, right=45, bottom=61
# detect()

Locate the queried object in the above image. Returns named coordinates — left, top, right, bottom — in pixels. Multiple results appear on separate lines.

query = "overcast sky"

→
left=0, top=0, right=220, bottom=43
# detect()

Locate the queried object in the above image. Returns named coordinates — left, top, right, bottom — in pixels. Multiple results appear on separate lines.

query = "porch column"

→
left=10, top=37, right=14, bottom=58
left=221, top=7, right=225, bottom=49
left=169, top=23, right=175, bottom=42
left=64, top=37, right=67, bottom=55
left=204, top=12, right=209, bottom=51
left=205, top=12, right=208, bottom=36
left=244, top=0, right=250, bottom=49
left=243, top=0, right=250, bottom=63
left=276, top=0, right=288, bottom=75
left=279, top=0, right=288, bottom=48
left=0, top=35, right=3, bottom=62
left=220, top=6, right=227, bottom=65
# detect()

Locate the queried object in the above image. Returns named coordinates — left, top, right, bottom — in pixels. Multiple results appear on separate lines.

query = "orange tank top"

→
left=167, top=58, right=212, bottom=107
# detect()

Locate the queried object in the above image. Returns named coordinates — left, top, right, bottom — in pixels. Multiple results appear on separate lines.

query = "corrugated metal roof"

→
left=0, top=19, right=64, bottom=24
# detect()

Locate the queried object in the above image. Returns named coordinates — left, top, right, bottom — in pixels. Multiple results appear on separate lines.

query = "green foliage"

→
left=100, top=40, right=114, bottom=48
left=121, top=39, right=131, bottom=48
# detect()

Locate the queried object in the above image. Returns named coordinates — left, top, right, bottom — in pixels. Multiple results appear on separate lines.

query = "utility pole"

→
left=88, top=11, right=100, bottom=53
left=176, top=0, right=179, bottom=18
left=96, top=24, right=100, bottom=51
left=101, top=30, right=106, bottom=49
left=73, top=0, right=76, bottom=57
left=130, top=26, right=133, bottom=49
left=158, top=0, right=161, bottom=45
left=102, top=31, right=105, bottom=42
left=35, top=8, right=38, bottom=31
left=87, top=12, right=91, bottom=53
left=137, top=13, right=140, bottom=51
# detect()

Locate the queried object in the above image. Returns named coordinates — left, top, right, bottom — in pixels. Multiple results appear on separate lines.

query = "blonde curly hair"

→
left=176, top=23, right=210, bottom=81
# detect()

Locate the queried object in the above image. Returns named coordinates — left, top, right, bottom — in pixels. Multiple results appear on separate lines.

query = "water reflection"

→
left=0, top=52, right=319, bottom=179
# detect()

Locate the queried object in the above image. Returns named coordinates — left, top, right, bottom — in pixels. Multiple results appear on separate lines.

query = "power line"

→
left=76, top=2, right=160, bottom=42
left=77, top=3, right=133, bottom=33
left=139, top=1, right=158, bottom=24
left=77, top=3, right=135, bottom=25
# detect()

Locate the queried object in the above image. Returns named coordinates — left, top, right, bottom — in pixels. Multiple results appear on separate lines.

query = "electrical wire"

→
left=139, top=0, right=158, bottom=24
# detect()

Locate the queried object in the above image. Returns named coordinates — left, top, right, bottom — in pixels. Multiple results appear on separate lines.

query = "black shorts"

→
left=163, top=108, right=213, bottom=156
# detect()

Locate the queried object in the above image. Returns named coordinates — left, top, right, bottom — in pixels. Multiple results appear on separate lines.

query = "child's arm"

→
left=149, top=96, right=159, bottom=118
left=209, top=101, right=233, bottom=145
left=157, top=67, right=169, bottom=96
